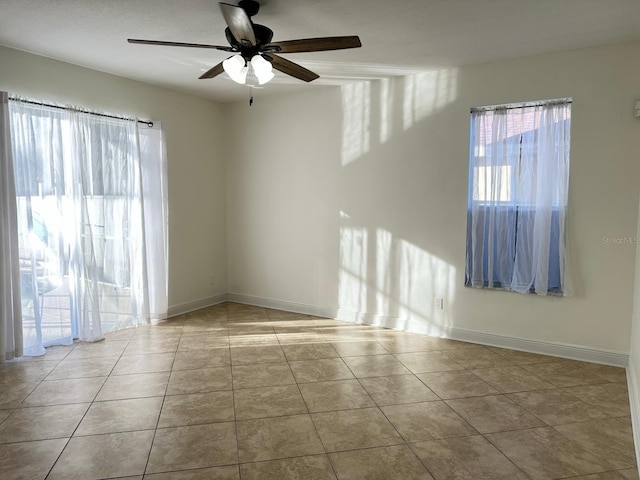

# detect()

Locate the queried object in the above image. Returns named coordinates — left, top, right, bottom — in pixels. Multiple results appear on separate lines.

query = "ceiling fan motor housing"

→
left=238, top=0, right=260, bottom=17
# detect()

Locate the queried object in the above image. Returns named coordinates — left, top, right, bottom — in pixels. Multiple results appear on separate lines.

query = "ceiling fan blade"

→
left=219, top=3, right=256, bottom=46
left=267, top=36, right=361, bottom=54
left=199, top=62, right=225, bottom=79
left=264, top=54, right=319, bottom=82
left=128, top=38, right=232, bottom=51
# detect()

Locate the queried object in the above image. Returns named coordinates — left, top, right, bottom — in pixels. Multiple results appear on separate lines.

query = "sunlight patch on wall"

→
left=338, top=219, right=456, bottom=335
left=379, top=78, right=393, bottom=144
left=338, top=218, right=368, bottom=313
left=403, top=68, right=459, bottom=130
left=341, top=81, right=371, bottom=166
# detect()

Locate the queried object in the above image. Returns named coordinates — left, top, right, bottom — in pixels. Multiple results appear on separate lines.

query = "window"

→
left=9, top=98, right=168, bottom=354
left=465, top=99, right=571, bottom=295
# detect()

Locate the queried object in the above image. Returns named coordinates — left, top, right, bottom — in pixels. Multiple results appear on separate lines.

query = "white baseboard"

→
left=225, top=293, right=629, bottom=367
left=167, top=293, right=227, bottom=318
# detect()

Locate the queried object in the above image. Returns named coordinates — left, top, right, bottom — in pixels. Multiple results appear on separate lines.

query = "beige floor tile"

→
left=282, top=343, right=338, bottom=361
left=172, top=349, right=231, bottom=370
left=236, top=414, right=324, bottom=462
left=231, top=345, right=285, bottom=365
left=0, top=361, right=59, bottom=384
left=276, top=333, right=328, bottom=344
left=144, top=465, right=240, bottom=479
left=182, top=321, right=228, bottom=336
left=359, top=374, right=439, bottom=405
left=96, top=372, right=169, bottom=401
left=329, top=445, right=433, bottom=480
left=76, top=397, right=163, bottom=435
left=299, top=379, right=375, bottom=412
left=288, top=358, right=354, bottom=383
left=146, top=422, right=237, bottom=473
left=65, top=340, right=129, bottom=359
left=22, top=376, right=106, bottom=406
left=266, top=309, right=313, bottom=320
left=440, top=346, right=514, bottom=368
left=226, top=311, right=269, bottom=322
left=471, top=365, right=555, bottom=393
left=342, top=354, right=412, bottom=378
left=0, top=438, right=67, bottom=480
left=232, top=363, right=295, bottom=388
left=446, top=395, right=545, bottom=433
left=0, top=403, right=89, bottom=443
left=410, top=435, right=530, bottom=479
left=564, top=383, right=631, bottom=417
left=565, top=473, right=635, bottom=480
left=166, top=367, right=232, bottom=395
left=46, top=356, right=119, bottom=380
left=0, top=382, right=39, bottom=409
left=377, top=337, right=433, bottom=353
left=382, top=401, right=477, bottom=442
left=330, top=341, right=390, bottom=356
left=394, top=351, right=465, bottom=373
left=311, top=407, right=403, bottom=452
left=619, top=468, right=640, bottom=480
left=554, top=417, right=636, bottom=469
left=48, top=430, right=155, bottom=480
left=228, top=323, right=275, bottom=336
left=486, top=347, right=560, bottom=365
left=112, top=353, right=175, bottom=375
left=506, top=389, right=610, bottom=425
left=521, top=361, right=613, bottom=387
left=485, top=426, right=615, bottom=479
left=240, top=455, right=336, bottom=480
left=234, top=385, right=307, bottom=420
left=580, top=364, right=628, bottom=383
left=123, top=338, right=180, bottom=356
left=178, top=335, right=230, bottom=351
left=144, top=465, right=240, bottom=480
left=416, top=370, right=498, bottom=399
left=159, top=390, right=234, bottom=427
left=229, top=334, right=280, bottom=346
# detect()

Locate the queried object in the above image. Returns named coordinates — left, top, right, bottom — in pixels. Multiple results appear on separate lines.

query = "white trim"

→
left=627, top=361, right=640, bottom=475
left=167, top=294, right=227, bottom=318
left=225, top=293, right=628, bottom=367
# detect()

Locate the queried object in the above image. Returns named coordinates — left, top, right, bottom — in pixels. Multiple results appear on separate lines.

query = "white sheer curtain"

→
left=8, top=98, right=167, bottom=355
left=466, top=100, right=571, bottom=295
left=139, top=124, right=168, bottom=321
left=0, top=92, right=23, bottom=363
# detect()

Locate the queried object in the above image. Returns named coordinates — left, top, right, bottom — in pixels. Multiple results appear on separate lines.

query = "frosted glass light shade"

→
left=223, top=55, right=248, bottom=84
left=251, top=54, right=275, bottom=85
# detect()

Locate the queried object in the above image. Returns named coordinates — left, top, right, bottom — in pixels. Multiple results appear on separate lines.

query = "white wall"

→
left=0, top=45, right=228, bottom=311
left=225, top=39, right=640, bottom=360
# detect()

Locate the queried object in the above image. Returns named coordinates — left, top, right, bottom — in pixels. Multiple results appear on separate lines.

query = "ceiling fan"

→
left=128, top=0, right=362, bottom=86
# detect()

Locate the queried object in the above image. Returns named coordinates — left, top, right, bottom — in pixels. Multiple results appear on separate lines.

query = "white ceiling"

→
left=2, top=0, right=640, bottom=103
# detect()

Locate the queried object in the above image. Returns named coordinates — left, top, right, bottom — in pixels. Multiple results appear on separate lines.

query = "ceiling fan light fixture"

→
left=250, top=54, right=275, bottom=85
left=223, top=54, right=248, bottom=84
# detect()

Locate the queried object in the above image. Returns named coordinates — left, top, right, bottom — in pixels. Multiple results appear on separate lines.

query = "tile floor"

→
left=0, top=302, right=638, bottom=480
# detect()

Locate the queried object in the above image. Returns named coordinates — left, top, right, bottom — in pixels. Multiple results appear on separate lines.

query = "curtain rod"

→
left=470, top=98, right=572, bottom=113
left=9, top=97, right=154, bottom=127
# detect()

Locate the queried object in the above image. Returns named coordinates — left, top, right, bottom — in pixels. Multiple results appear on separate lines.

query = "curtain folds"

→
left=466, top=101, right=571, bottom=295
left=0, top=92, right=24, bottom=363
left=6, top=98, right=168, bottom=356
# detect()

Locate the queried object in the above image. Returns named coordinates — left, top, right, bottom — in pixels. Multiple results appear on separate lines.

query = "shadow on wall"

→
left=336, top=68, right=461, bottom=335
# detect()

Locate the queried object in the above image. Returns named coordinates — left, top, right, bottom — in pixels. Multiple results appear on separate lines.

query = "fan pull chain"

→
left=249, top=86, right=254, bottom=106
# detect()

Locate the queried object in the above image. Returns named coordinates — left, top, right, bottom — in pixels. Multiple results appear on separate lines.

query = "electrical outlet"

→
left=434, top=297, right=444, bottom=310
left=208, top=275, right=215, bottom=285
